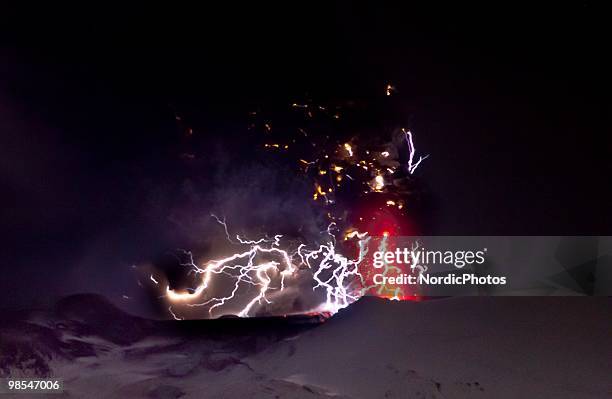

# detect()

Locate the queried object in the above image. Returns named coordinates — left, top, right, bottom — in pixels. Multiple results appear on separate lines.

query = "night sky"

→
left=1, top=3, right=610, bottom=312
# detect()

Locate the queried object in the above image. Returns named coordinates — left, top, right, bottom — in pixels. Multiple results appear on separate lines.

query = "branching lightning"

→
left=165, top=218, right=372, bottom=318
left=151, top=84, right=430, bottom=319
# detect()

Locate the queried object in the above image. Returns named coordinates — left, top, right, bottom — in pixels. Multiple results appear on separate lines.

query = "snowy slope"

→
left=245, top=297, right=612, bottom=399
left=0, top=295, right=609, bottom=398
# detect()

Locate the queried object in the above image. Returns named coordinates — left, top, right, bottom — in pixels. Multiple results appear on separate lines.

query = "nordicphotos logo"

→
left=372, top=272, right=507, bottom=286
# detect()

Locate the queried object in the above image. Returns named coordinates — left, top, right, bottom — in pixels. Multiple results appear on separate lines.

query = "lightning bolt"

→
left=299, top=233, right=372, bottom=314
left=403, top=128, right=429, bottom=174
left=164, top=218, right=372, bottom=318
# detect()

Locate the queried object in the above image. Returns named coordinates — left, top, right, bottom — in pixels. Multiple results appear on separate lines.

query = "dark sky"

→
left=1, top=3, right=610, bottom=311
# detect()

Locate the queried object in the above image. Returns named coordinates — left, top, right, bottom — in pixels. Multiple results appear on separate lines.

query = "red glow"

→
left=341, top=194, right=424, bottom=303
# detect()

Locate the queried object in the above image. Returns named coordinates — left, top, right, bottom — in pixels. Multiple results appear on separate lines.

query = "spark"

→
left=344, top=230, right=368, bottom=240
left=150, top=275, right=159, bottom=285
left=344, top=143, right=353, bottom=157
left=373, top=174, right=385, bottom=191
left=313, top=183, right=328, bottom=202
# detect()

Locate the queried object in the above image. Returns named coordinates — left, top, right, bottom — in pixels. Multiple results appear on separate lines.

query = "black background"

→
left=1, top=3, right=610, bottom=310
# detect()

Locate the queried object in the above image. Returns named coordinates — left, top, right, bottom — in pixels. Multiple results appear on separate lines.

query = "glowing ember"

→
left=385, top=84, right=395, bottom=96
left=344, top=143, right=353, bottom=157
left=373, top=174, right=385, bottom=191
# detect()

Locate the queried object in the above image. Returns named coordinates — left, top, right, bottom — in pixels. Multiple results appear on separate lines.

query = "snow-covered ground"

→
left=1, top=295, right=610, bottom=398
left=247, top=297, right=612, bottom=398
